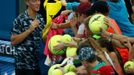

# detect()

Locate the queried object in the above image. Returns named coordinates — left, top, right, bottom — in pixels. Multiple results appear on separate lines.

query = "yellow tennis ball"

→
left=66, top=47, right=77, bottom=57
left=62, top=34, right=73, bottom=43
left=64, top=64, right=76, bottom=73
left=124, top=61, right=134, bottom=72
left=48, top=35, right=65, bottom=55
left=88, top=14, right=108, bottom=34
left=64, top=72, right=77, bottom=75
left=48, top=64, right=62, bottom=75
left=52, top=69, right=63, bottom=75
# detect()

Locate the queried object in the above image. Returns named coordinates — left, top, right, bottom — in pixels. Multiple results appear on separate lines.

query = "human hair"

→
left=110, top=0, right=118, bottom=3
left=77, top=2, right=91, bottom=16
left=91, top=1, right=109, bottom=15
left=88, top=37, right=103, bottom=52
left=97, top=38, right=114, bottom=52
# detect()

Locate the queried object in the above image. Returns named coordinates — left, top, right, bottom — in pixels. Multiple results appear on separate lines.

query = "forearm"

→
left=112, top=34, right=125, bottom=42
left=11, top=29, right=32, bottom=45
left=109, top=24, right=120, bottom=35
left=71, top=25, right=77, bottom=36
left=61, top=0, right=67, bottom=6
left=59, top=22, right=70, bottom=29
left=103, top=31, right=118, bottom=40
left=65, top=41, right=78, bottom=48
left=129, top=44, right=134, bottom=60
left=111, top=39, right=125, bottom=48
left=102, top=30, right=127, bottom=43
left=101, top=34, right=125, bottom=48
left=110, top=52, right=124, bottom=75
left=128, top=37, right=134, bottom=43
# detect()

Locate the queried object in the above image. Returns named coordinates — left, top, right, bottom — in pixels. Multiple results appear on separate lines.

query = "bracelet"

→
left=108, top=33, right=113, bottom=42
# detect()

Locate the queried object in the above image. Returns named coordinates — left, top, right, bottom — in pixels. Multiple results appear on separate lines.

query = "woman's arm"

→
left=109, top=52, right=124, bottom=75
left=100, top=27, right=130, bottom=48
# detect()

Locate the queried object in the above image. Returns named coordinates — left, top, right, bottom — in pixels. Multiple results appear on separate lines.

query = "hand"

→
left=100, top=27, right=109, bottom=38
left=66, top=41, right=77, bottom=47
left=126, top=68, right=134, bottom=74
left=83, top=15, right=92, bottom=25
left=29, top=19, right=39, bottom=31
left=104, top=17, right=111, bottom=26
left=117, top=35, right=129, bottom=45
left=51, top=23, right=59, bottom=29
left=123, top=40, right=132, bottom=49
left=53, top=41, right=65, bottom=50
left=76, top=66, right=88, bottom=75
left=61, top=10, right=72, bottom=16
left=70, top=15, right=77, bottom=27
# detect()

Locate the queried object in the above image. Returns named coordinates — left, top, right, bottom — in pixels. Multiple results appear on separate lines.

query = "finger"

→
left=104, top=20, right=109, bottom=27
left=122, top=39, right=128, bottom=43
left=54, top=46, right=58, bottom=50
left=100, top=27, right=104, bottom=32
left=123, top=41, right=130, bottom=47
left=57, top=41, right=62, bottom=43
left=51, top=24, right=56, bottom=28
left=104, top=22, right=109, bottom=27
left=34, top=19, right=39, bottom=24
left=33, top=19, right=38, bottom=23
left=123, top=42, right=128, bottom=46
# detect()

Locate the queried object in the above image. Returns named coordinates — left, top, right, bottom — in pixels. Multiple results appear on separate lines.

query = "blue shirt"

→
left=66, top=2, right=80, bottom=11
left=107, top=0, right=134, bottom=37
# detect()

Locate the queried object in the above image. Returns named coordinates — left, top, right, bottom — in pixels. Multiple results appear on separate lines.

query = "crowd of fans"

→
left=11, top=0, right=134, bottom=75
left=44, top=0, right=134, bottom=75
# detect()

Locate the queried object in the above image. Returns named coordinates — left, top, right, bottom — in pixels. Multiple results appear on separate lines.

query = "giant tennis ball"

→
left=52, top=69, right=63, bottom=75
left=48, top=64, right=62, bottom=75
left=64, top=64, right=76, bottom=73
left=62, top=34, right=73, bottom=43
left=48, top=35, right=65, bottom=55
left=64, top=72, right=77, bottom=75
left=124, top=61, right=134, bottom=72
left=66, top=47, right=77, bottom=57
left=88, top=14, right=108, bottom=34
left=62, top=34, right=78, bottom=57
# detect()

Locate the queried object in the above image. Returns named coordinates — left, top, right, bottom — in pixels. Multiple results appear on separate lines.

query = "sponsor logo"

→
left=0, top=40, right=16, bottom=57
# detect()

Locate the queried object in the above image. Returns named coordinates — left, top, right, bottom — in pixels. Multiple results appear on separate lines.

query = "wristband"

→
left=108, top=33, right=113, bottom=42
